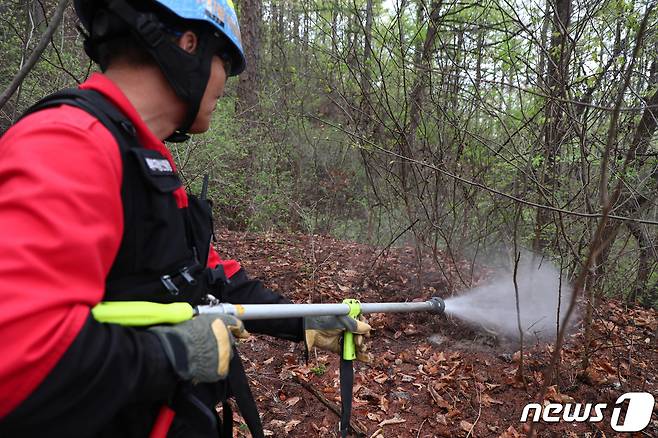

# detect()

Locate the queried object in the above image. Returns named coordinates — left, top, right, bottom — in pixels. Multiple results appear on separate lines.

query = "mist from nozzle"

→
left=443, top=255, right=574, bottom=341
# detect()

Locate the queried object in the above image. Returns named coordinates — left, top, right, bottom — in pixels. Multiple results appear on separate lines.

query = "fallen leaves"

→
left=379, top=395, right=389, bottom=413
left=545, top=385, right=575, bottom=404
left=215, top=228, right=658, bottom=438
left=497, top=425, right=522, bottom=438
left=284, top=419, right=301, bottom=433
left=366, top=412, right=382, bottom=422
left=373, top=373, right=388, bottom=384
left=378, top=414, right=406, bottom=427
left=428, top=384, right=451, bottom=410
left=268, top=418, right=301, bottom=434
left=285, top=396, right=301, bottom=407
left=480, top=393, right=504, bottom=407
left=460, top=420, right=474, bottom=434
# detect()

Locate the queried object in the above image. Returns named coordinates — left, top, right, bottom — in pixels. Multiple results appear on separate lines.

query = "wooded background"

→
left=1, top=0, right=657, bottom=313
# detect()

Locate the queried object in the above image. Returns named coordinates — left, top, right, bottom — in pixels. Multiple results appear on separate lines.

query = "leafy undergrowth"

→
left=214, top=229, right=658, bottom=437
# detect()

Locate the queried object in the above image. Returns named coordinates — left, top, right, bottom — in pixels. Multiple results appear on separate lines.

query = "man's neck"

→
left=104, top=64, right=185, bottom=141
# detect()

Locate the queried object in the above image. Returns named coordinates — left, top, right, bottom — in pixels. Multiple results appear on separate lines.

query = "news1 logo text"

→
left=520, top=392, right=655, bottom=432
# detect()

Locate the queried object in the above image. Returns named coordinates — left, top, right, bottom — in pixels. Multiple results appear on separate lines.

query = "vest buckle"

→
left=161, top=274, right=179, bottom=295
left=179, top=267, right=197, bottom=285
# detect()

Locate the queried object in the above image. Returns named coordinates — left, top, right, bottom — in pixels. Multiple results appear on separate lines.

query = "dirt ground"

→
left=213, top=229, right=658, bottom=438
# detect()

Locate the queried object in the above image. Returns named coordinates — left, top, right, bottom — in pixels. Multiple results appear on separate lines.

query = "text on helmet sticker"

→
left=204, top=0, right=242, bottom=45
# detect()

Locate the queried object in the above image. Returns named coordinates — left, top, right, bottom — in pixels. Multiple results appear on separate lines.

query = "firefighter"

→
left=0, top=1, right=370, bottom=437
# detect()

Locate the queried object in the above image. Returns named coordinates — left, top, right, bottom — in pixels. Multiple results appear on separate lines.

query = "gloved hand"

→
left=149, top=314, right=249, bottom=383
left=304, top=315, right=372, bottom=362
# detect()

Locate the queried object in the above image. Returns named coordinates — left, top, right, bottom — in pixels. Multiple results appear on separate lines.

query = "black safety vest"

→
left=23, top=89, right=263, bottom=438
left=24, top=88, right=224, bottom=305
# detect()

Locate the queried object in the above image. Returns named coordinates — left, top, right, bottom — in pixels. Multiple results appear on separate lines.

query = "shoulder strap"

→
left=224, top=351, right=265, bottom=438
left=21, top=88, right=138, bottom=150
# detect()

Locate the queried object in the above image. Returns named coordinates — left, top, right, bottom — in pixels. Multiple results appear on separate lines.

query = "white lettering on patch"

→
left=145, top=157, right=173, bottom=173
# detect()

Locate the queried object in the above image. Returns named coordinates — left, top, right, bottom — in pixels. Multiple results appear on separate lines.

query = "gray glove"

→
left=150, top=314, right=249, bottom=383
left=304, top=315, right=372, bottom=362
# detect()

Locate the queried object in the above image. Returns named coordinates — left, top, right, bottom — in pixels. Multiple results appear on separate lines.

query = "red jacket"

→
left=0, top=73, right=240, bottom=418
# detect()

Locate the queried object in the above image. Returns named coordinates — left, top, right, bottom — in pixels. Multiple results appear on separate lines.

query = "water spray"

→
left=441, top=257, right=572, bottom=340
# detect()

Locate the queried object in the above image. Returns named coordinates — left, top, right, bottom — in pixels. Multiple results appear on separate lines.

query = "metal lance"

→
left=195, top=297, right=446, bottom=319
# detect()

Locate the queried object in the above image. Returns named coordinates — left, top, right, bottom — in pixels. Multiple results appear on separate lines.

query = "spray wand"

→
left=91, top=297, right=445, bottom=325
left=92, top=297, right=446, bottom=437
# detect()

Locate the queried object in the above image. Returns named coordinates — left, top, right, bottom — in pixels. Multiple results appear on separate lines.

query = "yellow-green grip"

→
left=342, top=299, right=361, bottom=360
left=91, top=301, right=195, bottom=326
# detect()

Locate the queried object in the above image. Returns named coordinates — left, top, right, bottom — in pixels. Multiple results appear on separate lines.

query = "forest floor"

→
left=214, top=229, right=658, bottom=438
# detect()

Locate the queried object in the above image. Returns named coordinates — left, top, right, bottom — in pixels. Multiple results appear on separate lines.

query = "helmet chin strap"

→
left=164, top=130, right=191, bottom=143
left=95, top=0, right=222, bottom=142
left=160, top=33, right=222, bottom=142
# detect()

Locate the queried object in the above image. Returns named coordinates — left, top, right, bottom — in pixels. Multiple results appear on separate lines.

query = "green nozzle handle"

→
left=92, top=301, right=195, bottom=326
left=342, top=299, right=361, bottom=360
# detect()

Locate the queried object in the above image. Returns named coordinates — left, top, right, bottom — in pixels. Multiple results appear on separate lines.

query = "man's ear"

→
left=177, top=30, right=198, bottom=54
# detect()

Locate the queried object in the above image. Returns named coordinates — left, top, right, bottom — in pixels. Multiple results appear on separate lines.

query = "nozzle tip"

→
left=428, top=297, right=445, bottom=314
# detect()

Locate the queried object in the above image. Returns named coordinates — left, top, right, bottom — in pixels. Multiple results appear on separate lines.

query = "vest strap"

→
left=225, top=352, right=264, bottom=438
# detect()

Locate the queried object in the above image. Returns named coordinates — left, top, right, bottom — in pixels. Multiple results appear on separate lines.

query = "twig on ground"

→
left=465, top=382, right=482, bottom=438
left=416, top=417, right=428, bottom=438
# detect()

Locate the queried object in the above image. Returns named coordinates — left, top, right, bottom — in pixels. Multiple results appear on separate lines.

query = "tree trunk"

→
left=536, top=0, right=551, bottom=89
left=236, top=0, right=262, bottom=123
left=585, top=63, right=658, bottom=294
left=400, top=1, right=443, bottom=289
left=627, top=221, right=654, bottom=304
left=533, top=0, right=572, bottom=253
left=291, top=0, right=300, bottom=66
left=358, top=0, right=374, bottom=128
